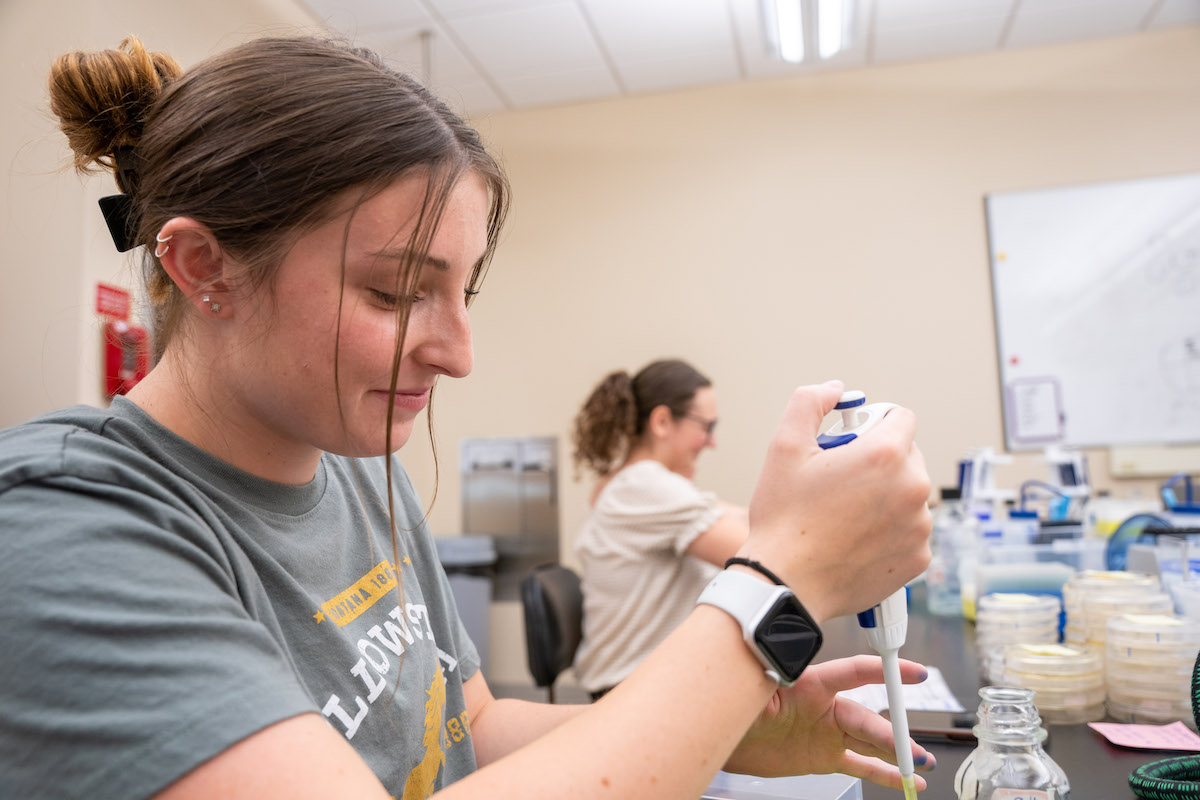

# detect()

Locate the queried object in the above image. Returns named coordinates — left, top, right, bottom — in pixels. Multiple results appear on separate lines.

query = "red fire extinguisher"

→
left=103, top=318, right=150, bottom=397
left=96, top=283, right=150, bottom=398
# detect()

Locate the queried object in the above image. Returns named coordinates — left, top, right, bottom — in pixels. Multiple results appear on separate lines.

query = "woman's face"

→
left=222, top=172, right=487, bottom=471
left=661, top=386, right=718, bottom=480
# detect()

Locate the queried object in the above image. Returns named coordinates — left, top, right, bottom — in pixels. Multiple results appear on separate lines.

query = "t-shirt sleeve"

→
left=0, top=480, right=317, bottom=800
left=596, top=465, right=723, bottom=556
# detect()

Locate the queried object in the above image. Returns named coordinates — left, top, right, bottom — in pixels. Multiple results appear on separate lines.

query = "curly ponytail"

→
left=572, top=370, right=637, bottom=478
left=572, top=359, right=711, bottom=478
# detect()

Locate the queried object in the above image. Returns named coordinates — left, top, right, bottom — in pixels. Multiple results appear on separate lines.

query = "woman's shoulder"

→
left=0, top=404, right=130, bottom=490
left=595, top=460, right=698, bottom=507
left=613, top=459, right=686, bottom=486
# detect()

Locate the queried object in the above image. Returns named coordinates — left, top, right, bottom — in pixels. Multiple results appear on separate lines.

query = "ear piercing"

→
left=201, top=294, right=221, bottom=313
left=154, top=231, right=172, bottom=258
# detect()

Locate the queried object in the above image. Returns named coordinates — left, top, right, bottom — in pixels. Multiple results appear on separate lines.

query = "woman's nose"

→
left=413, top=302, right=473, bottom=379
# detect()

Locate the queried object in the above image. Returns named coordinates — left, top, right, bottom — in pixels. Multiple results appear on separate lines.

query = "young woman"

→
left=571, top=359, right=750, bottom=698
left=0, top=36, right=935, bottom=800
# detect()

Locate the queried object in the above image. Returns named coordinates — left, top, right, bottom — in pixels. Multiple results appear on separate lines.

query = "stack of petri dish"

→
left=1001, top=642, right=1106, bottom=723
left=1105, top=613, right=1200, bottom=727
left=1063, top=571, right=1169, bottom=653
left=975, top=593, right=1061, bottom=684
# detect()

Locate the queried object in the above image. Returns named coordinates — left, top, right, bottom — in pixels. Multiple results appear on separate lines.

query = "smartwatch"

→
left=696, top=568, right=823, bottom=688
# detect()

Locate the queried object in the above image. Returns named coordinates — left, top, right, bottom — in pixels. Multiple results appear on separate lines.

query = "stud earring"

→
left=201, top=294, right=221, bottom=314
left=154, top=231, right=172, bottom=258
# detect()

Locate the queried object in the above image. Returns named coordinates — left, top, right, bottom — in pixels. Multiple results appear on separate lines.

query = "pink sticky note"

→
left=1088, top=721, right=1200, bottom=752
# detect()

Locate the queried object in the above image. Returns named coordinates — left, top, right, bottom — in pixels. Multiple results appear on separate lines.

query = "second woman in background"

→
left=571, top=359, right=749, bottom=699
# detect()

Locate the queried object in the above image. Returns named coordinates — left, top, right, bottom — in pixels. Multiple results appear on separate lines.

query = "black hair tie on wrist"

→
left=724, top=557, right=786, bottom=587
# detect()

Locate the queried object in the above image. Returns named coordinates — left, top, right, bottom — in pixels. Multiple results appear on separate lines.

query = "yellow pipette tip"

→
left=901, top=774, right=919, bottom=800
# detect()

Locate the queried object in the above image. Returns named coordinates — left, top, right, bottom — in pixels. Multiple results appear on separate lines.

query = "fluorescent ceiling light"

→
left=818, top=0, right=847, bottom=60
left=775, top=0, right=805, bottom=63
left=763, top=0, right=855, bottom=64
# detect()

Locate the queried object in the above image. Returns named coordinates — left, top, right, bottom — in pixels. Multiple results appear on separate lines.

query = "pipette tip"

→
left=901, top=773, right=919, bottom=800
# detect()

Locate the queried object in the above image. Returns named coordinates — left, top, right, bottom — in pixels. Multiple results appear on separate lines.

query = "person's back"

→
left=573, top=460, right=721, bottom=692
left=570, top=360, right=746, bottom=696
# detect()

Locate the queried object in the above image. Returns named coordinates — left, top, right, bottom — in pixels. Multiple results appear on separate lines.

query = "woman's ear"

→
left=647, top=404, right=675, bottom=439
left=154, top=217, right=231, bottom=317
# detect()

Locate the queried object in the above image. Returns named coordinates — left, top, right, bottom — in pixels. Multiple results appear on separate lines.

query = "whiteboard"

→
left=986, top=172, right=1200, bottom=451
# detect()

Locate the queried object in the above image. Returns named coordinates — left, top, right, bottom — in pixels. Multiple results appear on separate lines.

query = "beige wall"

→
left=0, top=0, right=321, bottom=426
left=396, top=28, right=1200, bottom=682
left=3, top=9, right=1199, bottom=684
left=408, top=27, right=1200, bottom=531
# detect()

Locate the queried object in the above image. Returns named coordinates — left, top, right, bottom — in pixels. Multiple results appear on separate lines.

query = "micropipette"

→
left=818, top=390, right=919, bottom=800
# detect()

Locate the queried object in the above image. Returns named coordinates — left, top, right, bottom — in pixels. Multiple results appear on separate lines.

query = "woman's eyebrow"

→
left=366, top=247, right=451, bottom=273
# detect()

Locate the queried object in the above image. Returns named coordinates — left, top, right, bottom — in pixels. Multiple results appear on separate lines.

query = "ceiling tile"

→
left=300, top=0, right=1200, bottom=118
left=443, top=2, right=608, bottom=77
left=874, top=0, right=1015, bottom=26
left=435, top=80, right=509, bottom=117
left=581, top=0, right=731, bottom=59
left=1006, top=1, right=1157, bottom=47
left=358, top=25, right=482, bottom=84
left=1148, top=0, right=1200, bottom=28
left=872, top=16, right=1010, bottom=64
left=430, top=0, right=562, bottom=16
left=616, top=49, right=741, bottom=94
left=496, top=62, right=621, bottom=107
left=301, top=0, right=432, bottom=35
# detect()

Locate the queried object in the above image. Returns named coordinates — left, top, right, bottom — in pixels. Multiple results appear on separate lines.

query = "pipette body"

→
left=819, top=390, right=918, bottom=800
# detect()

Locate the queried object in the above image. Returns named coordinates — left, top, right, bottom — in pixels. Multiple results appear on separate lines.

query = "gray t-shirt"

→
left=0, top=397, right=480, bottom=800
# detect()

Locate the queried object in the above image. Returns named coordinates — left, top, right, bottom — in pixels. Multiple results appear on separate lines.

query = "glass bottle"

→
left=954, top=686, right=1070, bottom=800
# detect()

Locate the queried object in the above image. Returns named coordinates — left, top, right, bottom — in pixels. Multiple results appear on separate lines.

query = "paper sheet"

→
left=1088, top=721, right=1200, bottom=751
left=836, top=666, right=966, bottom=713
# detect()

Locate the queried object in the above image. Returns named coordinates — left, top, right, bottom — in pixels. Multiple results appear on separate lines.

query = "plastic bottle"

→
left=927, top=487, right=968, bottom=616
left=954, top=686, right=1070, bottom=800
left=959, top=509, right=990, bottom=620
left=1004, top=509, right=1039, bottom=546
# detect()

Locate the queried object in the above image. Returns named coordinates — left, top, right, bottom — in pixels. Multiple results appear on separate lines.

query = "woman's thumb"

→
left=783, top=380, right=846, bottom=439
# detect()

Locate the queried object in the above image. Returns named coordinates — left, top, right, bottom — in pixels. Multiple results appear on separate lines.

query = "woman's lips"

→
left=376, top=388, right=430, bottom=411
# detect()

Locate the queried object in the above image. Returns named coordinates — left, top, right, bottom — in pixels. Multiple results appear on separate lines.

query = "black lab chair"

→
left=520, top=563, right=583, bottom=703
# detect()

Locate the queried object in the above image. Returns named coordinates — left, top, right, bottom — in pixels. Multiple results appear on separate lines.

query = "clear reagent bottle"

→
left=954, top=686, right=1070, bottom=800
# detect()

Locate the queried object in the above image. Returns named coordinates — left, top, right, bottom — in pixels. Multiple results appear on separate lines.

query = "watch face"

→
left=753, top=593, right=823, bottom=682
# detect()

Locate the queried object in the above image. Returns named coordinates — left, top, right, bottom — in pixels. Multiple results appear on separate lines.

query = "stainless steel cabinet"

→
left=460, top=436, right=559, bottom=600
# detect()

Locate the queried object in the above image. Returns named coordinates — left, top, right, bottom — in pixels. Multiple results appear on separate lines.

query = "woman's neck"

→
left=125, top=350, right=323, bottom=485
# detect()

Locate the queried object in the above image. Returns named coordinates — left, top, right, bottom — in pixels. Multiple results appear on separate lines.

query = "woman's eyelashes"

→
left=369, top=286, right=479, bottom=309
left=368, top=288, right=422, bottom=309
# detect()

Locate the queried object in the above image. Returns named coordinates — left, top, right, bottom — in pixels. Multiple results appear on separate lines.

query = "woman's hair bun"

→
left=48, top=35, right=182, bottom=186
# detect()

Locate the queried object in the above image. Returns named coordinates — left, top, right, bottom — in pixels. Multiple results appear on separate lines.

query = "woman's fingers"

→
left=810, top=655, right=929, bottom=694
left=833, top=698, right=932, bottom=765
left=835, top=751, right=930, bottom=792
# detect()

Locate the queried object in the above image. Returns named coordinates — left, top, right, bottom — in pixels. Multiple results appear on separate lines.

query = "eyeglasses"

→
left=682, top=414, right=718, bottom=437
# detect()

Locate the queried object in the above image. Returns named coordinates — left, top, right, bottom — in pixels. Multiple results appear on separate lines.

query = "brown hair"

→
left=48, top=36, right=511, bottom=682
left=572, top=359, right=711, bottom=477
left=48, top=35, right=508, bottom=357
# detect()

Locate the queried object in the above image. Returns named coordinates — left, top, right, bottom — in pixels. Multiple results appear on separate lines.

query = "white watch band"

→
left=696, top=568, right=790, bottom=683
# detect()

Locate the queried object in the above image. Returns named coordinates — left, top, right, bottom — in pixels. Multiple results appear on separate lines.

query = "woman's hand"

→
left=740, top=381, right=932, bottom=621
left=723, top=655, right=935, bottom=792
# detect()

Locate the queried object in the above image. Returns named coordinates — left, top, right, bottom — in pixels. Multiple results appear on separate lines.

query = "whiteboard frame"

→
left=985, top=171, right=1200, bottom=452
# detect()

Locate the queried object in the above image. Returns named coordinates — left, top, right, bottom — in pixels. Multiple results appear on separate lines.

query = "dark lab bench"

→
left=818, top=586, right=1172, bottom=799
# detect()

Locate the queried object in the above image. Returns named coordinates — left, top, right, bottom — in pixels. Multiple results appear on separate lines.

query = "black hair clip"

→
left=99, top=146, right=142, bottom=252
left=99, top=193, right=138, bottom=252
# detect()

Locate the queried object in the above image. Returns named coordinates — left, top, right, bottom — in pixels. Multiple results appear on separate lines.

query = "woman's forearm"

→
left=444, top=604, right=774, bottom=800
